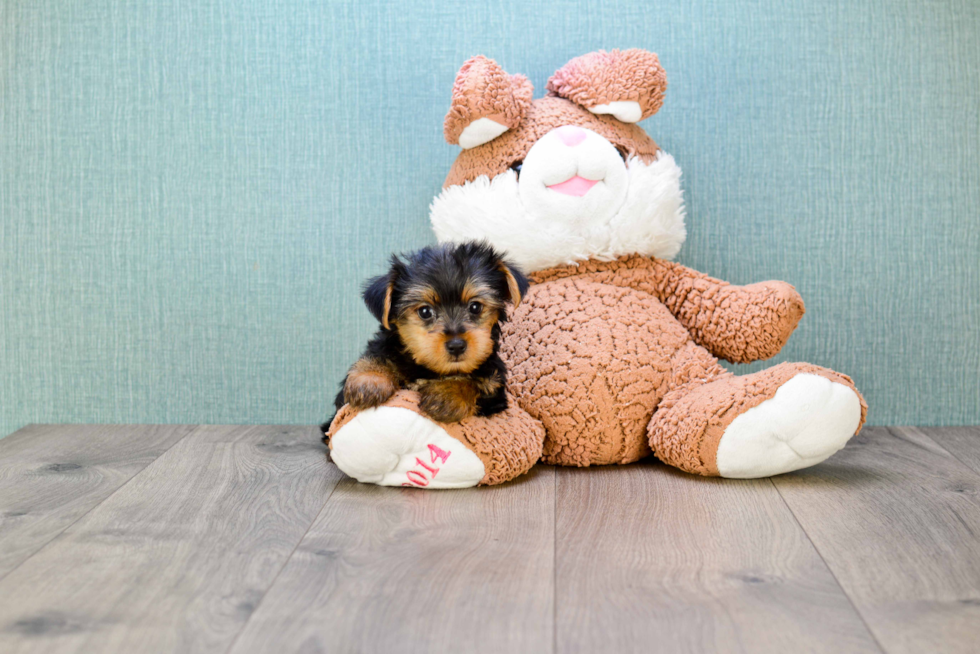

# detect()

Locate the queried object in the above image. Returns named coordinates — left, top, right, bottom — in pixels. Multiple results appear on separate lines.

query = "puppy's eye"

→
left=467, top=301, right=483, bottom=316
left=510, top=160, right=523, bottom=176
left=417, top=306, right=433, bottom=320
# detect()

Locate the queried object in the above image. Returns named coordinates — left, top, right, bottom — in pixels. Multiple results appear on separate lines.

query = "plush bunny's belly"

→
left=500, top=277, right=725, bottom=466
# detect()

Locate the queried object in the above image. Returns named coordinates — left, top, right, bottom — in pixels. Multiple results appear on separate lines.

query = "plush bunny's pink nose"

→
left=554, top=125, right=587, bottom=147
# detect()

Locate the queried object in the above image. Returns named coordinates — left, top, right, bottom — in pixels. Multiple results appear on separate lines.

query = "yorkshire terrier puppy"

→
left=321, top=241, right=529, bottom=441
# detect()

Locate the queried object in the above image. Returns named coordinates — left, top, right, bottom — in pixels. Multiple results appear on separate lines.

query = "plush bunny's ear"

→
left=546, top=49, right=667, bottom=123
left=444, top=56, right=533, bottom=149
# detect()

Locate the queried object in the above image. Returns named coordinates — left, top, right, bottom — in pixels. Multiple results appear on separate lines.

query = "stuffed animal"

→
left=326, top=49, right=866, bottom=488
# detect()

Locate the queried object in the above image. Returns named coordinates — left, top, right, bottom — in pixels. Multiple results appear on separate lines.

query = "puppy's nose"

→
left=445, top=338, right=467, bottom=357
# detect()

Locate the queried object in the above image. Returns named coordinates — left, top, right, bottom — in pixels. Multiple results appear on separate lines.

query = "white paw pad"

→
left=329, top=407, right=486, bottom=488
left=716, top=374, right=862, bottom=478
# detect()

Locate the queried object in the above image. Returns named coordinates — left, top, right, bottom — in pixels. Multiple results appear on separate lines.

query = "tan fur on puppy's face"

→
left=394, top=308, right=497, bottom=375
left=461, top=280, right=505, bottom=311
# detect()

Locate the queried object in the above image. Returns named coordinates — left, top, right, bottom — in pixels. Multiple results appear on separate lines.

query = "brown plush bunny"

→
left=327, top=50, right=866, bottom=488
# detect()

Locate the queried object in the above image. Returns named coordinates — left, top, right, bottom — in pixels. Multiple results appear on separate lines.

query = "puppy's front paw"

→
left=344, top=359, right=399, bottom=410
left=418, top=378, right=479, bottom=423
left=345, top=374, right=397, bottom=409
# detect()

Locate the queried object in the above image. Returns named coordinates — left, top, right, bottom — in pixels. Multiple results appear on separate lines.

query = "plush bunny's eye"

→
left=510, top=160, right=524, bottom=176
left=615, top=146, right=629, bottom=162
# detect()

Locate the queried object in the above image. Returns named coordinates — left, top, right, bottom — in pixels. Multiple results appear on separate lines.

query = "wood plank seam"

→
left=221, top=466, right=343, bottom=654
left=0, top=423, right=197, bottom=585
left=890, top=427, right=980, bottom=479
left=769, top=478, right=887, bottom=654
left=0, top=425, right=344, bottom=653
left=770, top=427, right=980, bottom=653
left=225, top=466, right=557, bottom=653
left=554, top=463, right=880, bottom=653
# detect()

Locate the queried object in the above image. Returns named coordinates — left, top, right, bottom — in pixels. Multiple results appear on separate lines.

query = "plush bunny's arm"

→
left=530, top=255, right=805, bottom=364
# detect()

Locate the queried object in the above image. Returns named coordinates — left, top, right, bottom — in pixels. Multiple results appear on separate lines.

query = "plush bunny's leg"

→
left=648, top=362, right=866, bottom=478
left=327, top=390, right=544, bottom=488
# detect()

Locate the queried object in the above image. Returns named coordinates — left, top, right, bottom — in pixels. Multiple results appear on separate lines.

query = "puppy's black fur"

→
left=320, top=242, right=528, bottom=443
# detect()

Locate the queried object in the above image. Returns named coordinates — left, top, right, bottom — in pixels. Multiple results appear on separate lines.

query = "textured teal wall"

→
left=2, top=0, right=978, bottom=437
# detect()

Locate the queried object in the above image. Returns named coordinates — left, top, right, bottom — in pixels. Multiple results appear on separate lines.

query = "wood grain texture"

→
left=0, top=425, right=341, bottom=654
left=925, top=426, right=980, bottom=476
left=0, top=424, right=193, bottom=580
left=227, top=466, right=556, bottom=654
left=555, top=462, right=880, bottom=654
left=3, top=425, right=979, bottom=653
left=773, top=427, right=980, bottom=654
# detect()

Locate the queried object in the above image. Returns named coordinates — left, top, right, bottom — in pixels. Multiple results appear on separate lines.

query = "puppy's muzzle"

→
left=445, top=338, right=467, bottom=357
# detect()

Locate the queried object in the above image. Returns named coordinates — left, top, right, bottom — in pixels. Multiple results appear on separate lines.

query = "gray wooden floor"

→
left=0, top=425, right=978, bottom=653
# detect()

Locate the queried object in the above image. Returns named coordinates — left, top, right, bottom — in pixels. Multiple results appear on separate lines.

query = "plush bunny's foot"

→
left=330, top=404, right=486, bottom=488
left=714, top=373, right=863, bottom=478
left=327, top=390, right=545, bottom=488
left=649, top=362, right=866, bottom=478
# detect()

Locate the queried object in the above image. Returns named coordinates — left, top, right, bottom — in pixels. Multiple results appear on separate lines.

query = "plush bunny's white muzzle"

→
left=517, top=126, right=629, bottom=227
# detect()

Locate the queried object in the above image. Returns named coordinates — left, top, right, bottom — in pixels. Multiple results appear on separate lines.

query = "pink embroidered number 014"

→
left=402, top=443, right=452, bottom=487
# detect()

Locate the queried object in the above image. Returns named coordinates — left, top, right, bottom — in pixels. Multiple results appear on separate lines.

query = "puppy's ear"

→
left=362, top=274, right=394, bottom=329
left=363, top=258, right=403, bottom=329
left=498, top=260, right=529, bottom=308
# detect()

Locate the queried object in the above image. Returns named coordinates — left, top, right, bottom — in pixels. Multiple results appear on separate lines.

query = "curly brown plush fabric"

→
left=443, top=56, right=533, bottom=146
left=648, top=362, right=868, bottom=475
left=501, top=272, right=727, bottom=466
left=500, top=257, right=865, bottom=470
left=547, top=49, right=667, bottom=121
left=531, top=255, right=806, bottom=364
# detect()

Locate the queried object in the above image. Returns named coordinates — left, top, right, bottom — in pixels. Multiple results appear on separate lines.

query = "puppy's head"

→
left=363, top=242, right=528, bottom=374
